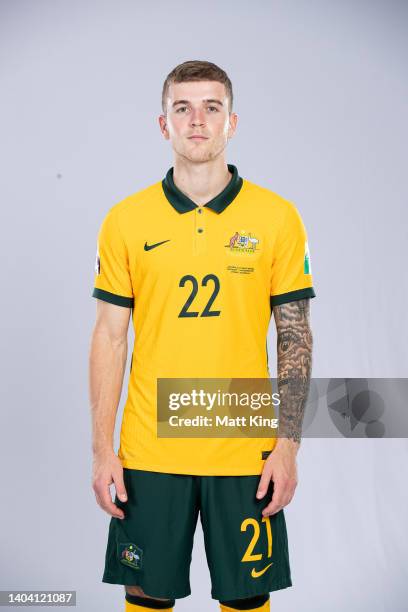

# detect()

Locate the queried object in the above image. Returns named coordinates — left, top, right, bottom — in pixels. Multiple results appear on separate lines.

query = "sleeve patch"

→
left=304, top=240, right=312, bottom=274
left=94, top=246, right=101, bottom=275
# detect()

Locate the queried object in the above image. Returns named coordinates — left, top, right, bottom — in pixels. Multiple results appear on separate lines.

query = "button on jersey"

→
left=92, top=165, right=316, bottom=475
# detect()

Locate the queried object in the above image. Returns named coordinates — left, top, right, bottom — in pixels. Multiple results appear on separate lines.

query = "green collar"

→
left=162, top=164, right=243, bottom=214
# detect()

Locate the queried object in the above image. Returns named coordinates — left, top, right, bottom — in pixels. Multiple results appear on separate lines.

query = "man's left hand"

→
left=256, top=440, right=299, bottom=517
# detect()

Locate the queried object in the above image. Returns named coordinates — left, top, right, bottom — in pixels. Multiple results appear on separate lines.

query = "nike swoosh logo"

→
left=144, top=240, right=170, bottom=251
left=251, top=562, right=273, bottom=578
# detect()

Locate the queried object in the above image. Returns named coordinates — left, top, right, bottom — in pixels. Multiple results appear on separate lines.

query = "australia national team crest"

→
left=226, top=231, right=260, bottom=254
left=118, top=542, right=143, bottom=570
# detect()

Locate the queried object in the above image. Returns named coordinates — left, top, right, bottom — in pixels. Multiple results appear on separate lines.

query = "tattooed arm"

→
left=256, top=297, right=313, bottom=515
left=274, top=298, right=313, bottom=449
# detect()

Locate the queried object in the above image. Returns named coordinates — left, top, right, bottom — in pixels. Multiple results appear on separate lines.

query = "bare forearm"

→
left=89, top=325, right=128, bottom=456
left=274, top=298, right=313, bottom=447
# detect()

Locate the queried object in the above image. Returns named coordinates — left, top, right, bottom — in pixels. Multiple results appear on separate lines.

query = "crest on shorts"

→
left=226, top=231, right=260, bottom=254
left=118, top=542, right=143, bottom=570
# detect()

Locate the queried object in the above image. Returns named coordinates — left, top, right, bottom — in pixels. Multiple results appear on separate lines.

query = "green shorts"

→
left=102, top=469, right=292, bottom=601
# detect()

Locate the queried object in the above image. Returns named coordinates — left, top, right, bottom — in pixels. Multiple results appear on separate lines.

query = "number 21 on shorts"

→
left=241, top=517, right=273, bottom=578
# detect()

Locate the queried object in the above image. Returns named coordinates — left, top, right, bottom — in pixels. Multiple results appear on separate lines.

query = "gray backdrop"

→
left=1, top=0, right=407, bottom=610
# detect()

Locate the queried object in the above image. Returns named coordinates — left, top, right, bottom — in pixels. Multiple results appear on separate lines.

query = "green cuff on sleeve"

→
left=92, top=288, right=134, bottom=308
left=270, top=287, right=316, bottom=307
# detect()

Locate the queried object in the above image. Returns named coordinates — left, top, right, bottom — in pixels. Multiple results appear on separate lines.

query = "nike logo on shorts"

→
left=251, top=562, right=273, bottom=578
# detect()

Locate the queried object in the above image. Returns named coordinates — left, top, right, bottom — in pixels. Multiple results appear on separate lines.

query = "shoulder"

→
left=103, top=180, right=163, bottom=223
left=97, top=180, right=164, bottom=243
left=241, top=178, right=300, bottom=223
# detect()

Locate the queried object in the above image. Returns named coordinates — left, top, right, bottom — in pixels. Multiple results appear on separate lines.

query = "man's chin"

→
left=178, top=148, right=218, bottom=164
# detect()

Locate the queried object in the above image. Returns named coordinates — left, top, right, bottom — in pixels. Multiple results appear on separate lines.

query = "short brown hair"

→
left=162, top=60, right=233, bottom=114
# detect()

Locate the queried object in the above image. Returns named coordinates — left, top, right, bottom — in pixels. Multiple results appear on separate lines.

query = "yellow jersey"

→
left=92, top=165, right=316, bottom=475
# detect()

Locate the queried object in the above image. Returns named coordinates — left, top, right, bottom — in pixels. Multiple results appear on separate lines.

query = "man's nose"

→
left=190, top=109, right=205, bottom=126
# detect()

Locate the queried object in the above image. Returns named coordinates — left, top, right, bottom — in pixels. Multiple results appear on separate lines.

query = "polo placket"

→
left=193, top=206, right=207, bottom=256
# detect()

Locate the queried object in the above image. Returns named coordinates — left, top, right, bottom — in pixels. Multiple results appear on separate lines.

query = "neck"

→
left=172, top=157, right=232, bottom=206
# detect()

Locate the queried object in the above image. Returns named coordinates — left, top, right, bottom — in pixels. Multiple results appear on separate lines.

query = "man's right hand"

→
left=92, top=451, right=128, bottom=519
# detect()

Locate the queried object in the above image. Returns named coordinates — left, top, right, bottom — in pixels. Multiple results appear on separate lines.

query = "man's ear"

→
left=158, top=114, right=169, bottom=139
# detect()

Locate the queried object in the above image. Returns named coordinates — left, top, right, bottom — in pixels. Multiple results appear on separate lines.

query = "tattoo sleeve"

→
left=273, top=298, right=313, bottom=445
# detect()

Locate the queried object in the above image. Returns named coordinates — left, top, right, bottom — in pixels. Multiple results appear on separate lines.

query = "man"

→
left=90, top=60, right=315, bottom=612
